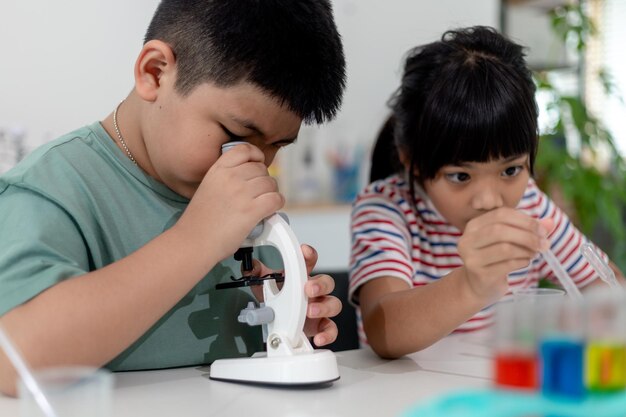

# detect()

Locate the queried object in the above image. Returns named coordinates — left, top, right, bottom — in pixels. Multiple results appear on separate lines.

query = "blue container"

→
left=540, top=337, right=585, bottom=400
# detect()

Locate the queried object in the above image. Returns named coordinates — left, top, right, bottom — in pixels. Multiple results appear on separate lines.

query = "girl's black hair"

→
left=369, top=115, right=401, bottom=183
left=144, top=0, right=346, bottom=125
left=370, top=26, right=538, bottom=192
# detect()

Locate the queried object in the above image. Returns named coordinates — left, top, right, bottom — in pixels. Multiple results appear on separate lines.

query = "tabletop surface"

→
left=0, top=331, right=494, bottom=417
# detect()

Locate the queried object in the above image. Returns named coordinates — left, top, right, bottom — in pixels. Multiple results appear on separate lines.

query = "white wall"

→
left=333, top=0, right=500, bottom=143
left=0, top=1, right=160, bottom=148
left=0, top=0, right=500, bottom=271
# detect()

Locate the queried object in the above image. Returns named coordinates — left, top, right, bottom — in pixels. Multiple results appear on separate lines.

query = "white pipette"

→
left=581, top=242, right=623, bottom=292
left=542, top=249, right=584, bottom=302
left=0, top=324, right=58, bottom=417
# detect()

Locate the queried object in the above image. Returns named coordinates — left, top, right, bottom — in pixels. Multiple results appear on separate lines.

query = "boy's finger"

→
left=312, top=318, right=338, bottom=346
left=307, top=294, right=341, bottom=318
left=305, top=274, right=336, bottom=297
left=301, top=244, right=318, bottom=275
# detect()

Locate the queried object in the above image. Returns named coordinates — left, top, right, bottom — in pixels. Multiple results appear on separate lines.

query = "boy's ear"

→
left=134, top=40, right=177, bottom=102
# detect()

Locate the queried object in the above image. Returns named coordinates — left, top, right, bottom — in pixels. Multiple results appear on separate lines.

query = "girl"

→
left=349, top=26, right=620, bottom=359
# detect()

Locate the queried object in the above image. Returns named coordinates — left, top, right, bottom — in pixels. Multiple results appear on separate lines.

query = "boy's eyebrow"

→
left=229, top=116, right=298, bottom=144
left=229, top=116, right=264, bottom=136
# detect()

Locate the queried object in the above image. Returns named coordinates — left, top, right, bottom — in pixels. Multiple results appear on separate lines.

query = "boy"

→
left=0, top=0, right=345, bottom=395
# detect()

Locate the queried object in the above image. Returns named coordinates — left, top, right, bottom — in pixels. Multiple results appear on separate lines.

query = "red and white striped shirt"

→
left=349, top=174, right=604, bottom=343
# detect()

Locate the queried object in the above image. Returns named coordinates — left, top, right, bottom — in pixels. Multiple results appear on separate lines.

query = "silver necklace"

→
left=113, top=101, right=137, bottom=165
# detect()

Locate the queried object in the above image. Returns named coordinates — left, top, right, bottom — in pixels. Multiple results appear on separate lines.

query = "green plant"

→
left=533, top=2, right=626, bottom=270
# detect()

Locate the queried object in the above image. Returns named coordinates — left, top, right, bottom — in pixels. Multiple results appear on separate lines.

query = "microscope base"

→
left=209, top=349, right=340, bottom=386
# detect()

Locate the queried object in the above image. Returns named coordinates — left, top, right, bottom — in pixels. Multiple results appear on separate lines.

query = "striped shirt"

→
left=349, top=174, right=605, bottom=343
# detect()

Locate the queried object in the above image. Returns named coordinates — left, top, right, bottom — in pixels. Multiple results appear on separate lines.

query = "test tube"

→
left=493, top=299, right=539, bottom=390
left=584, top=287, right=626, bottom=392
left=537, top=297, right=586, bottom=400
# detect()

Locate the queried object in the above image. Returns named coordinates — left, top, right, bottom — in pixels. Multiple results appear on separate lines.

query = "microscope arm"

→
left=241, top=213, right=312, bottom=355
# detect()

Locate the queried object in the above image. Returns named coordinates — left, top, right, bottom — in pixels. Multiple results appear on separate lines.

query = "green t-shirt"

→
left=0, top=122, right=275, bottom=370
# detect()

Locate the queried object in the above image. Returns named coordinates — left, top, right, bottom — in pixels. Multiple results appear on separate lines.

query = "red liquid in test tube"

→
left=494, top=352, right=538, bottom=389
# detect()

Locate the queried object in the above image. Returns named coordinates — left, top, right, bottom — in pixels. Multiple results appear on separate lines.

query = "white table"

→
left=0, top=331, right=494, bottom=417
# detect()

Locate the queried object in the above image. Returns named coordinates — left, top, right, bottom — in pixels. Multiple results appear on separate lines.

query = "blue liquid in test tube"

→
left=540, top=337, right=585, bottom=400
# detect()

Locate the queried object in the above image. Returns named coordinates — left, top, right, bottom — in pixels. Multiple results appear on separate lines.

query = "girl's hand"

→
left=457, top=207, right=551, bottom=303
left=246, top=244, right=342, bottom=347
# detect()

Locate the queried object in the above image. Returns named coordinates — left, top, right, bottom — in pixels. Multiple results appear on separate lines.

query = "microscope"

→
left=209, top=142, right=340, bottom=386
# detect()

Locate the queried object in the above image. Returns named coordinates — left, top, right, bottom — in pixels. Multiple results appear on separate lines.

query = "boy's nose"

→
left=471, top=185, right=504, bottom=211
left=262, top=148, right=279, bottom=167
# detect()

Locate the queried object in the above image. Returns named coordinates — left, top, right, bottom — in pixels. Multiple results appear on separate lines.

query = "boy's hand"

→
left=246, top=244, right=342, bottom=347
left=301, top=245, right=342, bottom=347
left=176, top=143, right=284, bottom=262
left=457, top=207, right=551, bottom=303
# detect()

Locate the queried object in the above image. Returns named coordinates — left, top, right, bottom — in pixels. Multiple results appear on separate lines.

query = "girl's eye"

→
left=445, top=172, right=470, bottom=183
left=502, top=166, right=523, bottom=177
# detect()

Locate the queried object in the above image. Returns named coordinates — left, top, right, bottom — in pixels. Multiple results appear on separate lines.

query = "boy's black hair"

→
left=144, top=0, right=346, bottom=124
left=371, top=26, right=538, bottom=189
